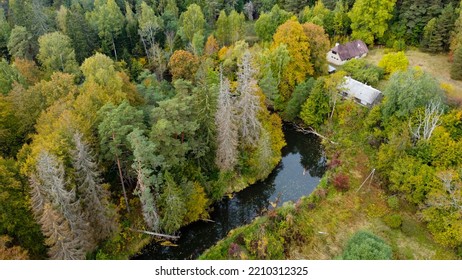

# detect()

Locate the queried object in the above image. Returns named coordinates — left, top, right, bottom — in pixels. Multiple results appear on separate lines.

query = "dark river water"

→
left=132, top=125, right=326, bottom=260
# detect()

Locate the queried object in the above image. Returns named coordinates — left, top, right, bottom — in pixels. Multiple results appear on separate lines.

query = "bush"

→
left=341, top=231, right=393, bottom=260
left=332, top=173, right=350, bottom=192
left=384, top=214, right=402, bottom=229
left=387, top=196, right=399, bottom=210
left=341, top=59, right=383, bottom=86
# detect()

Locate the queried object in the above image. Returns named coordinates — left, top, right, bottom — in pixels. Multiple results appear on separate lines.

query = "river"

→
left=132, top=124, right=326, bottom=260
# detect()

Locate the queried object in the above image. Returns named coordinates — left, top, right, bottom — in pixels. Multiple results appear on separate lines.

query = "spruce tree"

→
left=451, top=47, right=462, bottom=80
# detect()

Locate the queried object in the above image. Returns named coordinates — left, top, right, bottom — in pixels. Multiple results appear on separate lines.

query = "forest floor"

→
left=366, top=48, right=462, bottom=104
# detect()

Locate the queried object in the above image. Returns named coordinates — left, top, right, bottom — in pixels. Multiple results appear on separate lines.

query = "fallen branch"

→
left=294, top=124, right=338, bottom=145
left=129, top=228, right=180, bottom=240
left=202, top=219, right=215, bottom=223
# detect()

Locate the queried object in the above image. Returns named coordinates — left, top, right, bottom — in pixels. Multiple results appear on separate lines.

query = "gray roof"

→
left=331, top=40, right=368, bottom=60
left=341, top=77, right=381, bottom=106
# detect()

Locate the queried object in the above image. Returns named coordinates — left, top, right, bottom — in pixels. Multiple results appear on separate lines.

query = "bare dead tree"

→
left=409, top=101, right=444, bottom=141
left=243, top=1, right=254, bottom=20
left=427, top=171, right=462, bottom=212
left=133, top=161, right=160, bottom=232
left=215, top=68, right=239, bottom=171
left=236, top=50, right=261, bottom=146
left=72, top=133, right=117, bottom=242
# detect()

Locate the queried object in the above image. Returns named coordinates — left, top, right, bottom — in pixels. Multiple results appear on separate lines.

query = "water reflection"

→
left=132, top=124, right=326, bottom=260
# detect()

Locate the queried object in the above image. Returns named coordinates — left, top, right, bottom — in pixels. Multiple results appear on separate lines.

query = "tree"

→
left=382, top=69, right=445, bottom=120
left=138, top=1, right=163, bottom=64
left=333, top=0, right=351, bottom=37
left=0, top=235, right=29, bottom=260
left=0, top=8, right=10, bottom=58
left=236, top=50, right=262, bottom=146
left=299, top=1, right=333, bottom=34
left=7, top=26, right=35, bottom=60
left=302, top=22, right=330, bottom=76
left=72, top=132, right=117, bottom=241
left=168, top=50, right=200, bottom=81
left=409, top=101, right=444, bottom=141
left=300, top=77, right=331, bottom=129
left=0, top=157, right=45, bottom=258
left=128, top=128, right=162, bottom=231
left=348, top=0, right=397, bottom=45
left=342, top=59, right=383, bottom=86
left=86, top=0, right=125, bottom=60
left=451, top=47, right=462, bottom=80
left=159, top=171, right=186, bottom=234
left=65, top=4, right=99, bottom=63
left=272, top=19, right=313, bottom=102
left=215, top=10, right=229, bottom=46
left=204, top=35, right=219, bottom=57
left=243, top=1, right=255, bottom=20
left=97, top=101, right=146, bottom=212
left=378, top=51, right=409, bottom=77
left=32, top=151, right=92, bottom=259
left=37, top=32, right=79, bottom=75
left=178, top=4, right=205, bottom=45
left=0, top=59, right=23, bottom=95
left=228, top=10, right=245, bottom=44
left=422, top=18, right=443, bottom=53
left=341, top=231, right=392, bottom=260
left=215, top=70, right=239, bottom=171
left=255, top=5, right=293, bottom=42
left=284, top=77, right=315, bottom=121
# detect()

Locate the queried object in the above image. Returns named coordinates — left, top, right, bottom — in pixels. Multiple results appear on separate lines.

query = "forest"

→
left=1, top=0, right=462, bottom=260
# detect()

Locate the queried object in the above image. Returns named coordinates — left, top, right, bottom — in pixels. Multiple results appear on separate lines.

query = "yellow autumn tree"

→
left=272, top=18, right=313, bottom=102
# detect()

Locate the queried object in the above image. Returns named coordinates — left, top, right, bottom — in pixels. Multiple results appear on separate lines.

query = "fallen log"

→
left=129, top=228, right=180, bottom=240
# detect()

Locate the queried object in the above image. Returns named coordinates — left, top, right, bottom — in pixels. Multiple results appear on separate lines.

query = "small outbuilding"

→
left=327, top=40, right=369, bottom=65
left=340, top=77, right=381, bottom=107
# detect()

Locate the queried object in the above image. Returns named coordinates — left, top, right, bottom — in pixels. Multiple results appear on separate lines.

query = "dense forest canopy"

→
left=1, top=0, right=462, bottom=259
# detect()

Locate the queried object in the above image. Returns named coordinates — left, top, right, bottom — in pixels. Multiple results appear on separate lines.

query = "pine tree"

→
left=215, top=69, right=239, bottom=171
left=128, top=128, right=162, bottom=231
left=72, top=133, right=117, bottom=242
left=236, top=50, right=262, bottom=147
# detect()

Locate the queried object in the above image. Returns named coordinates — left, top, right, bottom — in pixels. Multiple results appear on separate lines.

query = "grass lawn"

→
left=365, top=48, right=462, bottom=103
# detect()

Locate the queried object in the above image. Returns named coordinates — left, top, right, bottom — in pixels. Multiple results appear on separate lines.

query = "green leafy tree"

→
left=341, top=231, right=392, bottom=260
left=342, top=59, right=383, bottom=86
left=348, top=0, right=397, bottom=45
left=333, top=0, right=351, bottom=37
left=178, top=4, right=205, bottom=45
left=37, top=32, right=79, bottom=75
left=86, top=0, right=125, bottom=60
left=215, top=10, right=229, bottom=46
left=255, top=5, right=293, bottom=42
left=381, top=68, right=445, bottom=120
left=97, top=101, right=146, bottom=212
left=228, top=10, right=245, bottom=44
left=0, top=59, right=23, bottom=95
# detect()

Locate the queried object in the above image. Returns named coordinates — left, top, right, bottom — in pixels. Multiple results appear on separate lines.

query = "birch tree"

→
left=409, top=101, right=444, bottom=141
left=138, top=1, right=163, bottom=64
left=215, top=69, right=238, bottom=171
left=72, top=133, right=117, bottom=241
left=236, top=50, right=261, bottom=146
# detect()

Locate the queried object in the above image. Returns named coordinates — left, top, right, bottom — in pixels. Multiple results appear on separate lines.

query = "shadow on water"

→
left=131, top=124, right=326, bottom=260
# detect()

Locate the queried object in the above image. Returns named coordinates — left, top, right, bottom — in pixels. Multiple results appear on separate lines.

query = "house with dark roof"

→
left=327, top=40, right=369, bottom=65
left=340, top=77, right=381, bottom=107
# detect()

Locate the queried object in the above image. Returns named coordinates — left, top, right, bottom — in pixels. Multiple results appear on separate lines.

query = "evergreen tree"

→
left=300, top=77, right=331, bottom=129
left=0, top=8, right=10, bottom=58
left=7, top=26, right=35, bottom=60
left=159, top=171, right=186, bottom=234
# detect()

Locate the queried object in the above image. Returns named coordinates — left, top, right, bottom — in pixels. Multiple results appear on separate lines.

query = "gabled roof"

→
left=341, top=77, right=381, bottom=106
left=331, top=40, right=369, bottom=61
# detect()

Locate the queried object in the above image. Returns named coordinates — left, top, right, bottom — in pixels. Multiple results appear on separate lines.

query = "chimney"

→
left=335, top=42, right=339, bottom=47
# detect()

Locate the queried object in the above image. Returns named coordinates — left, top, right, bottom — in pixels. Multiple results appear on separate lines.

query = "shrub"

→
left=341, top=231, right=393, bottom=260
left=384, top=214, right=402, bottom=229
left=378, top=51, right=409, bottom=77
left=332, top=173, right=350, bottom=192
left=387, top=196, right=399, bottom=210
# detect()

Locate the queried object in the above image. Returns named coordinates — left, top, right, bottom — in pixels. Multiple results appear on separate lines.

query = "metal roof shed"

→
left=341, top=77, right=381, bottom=107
